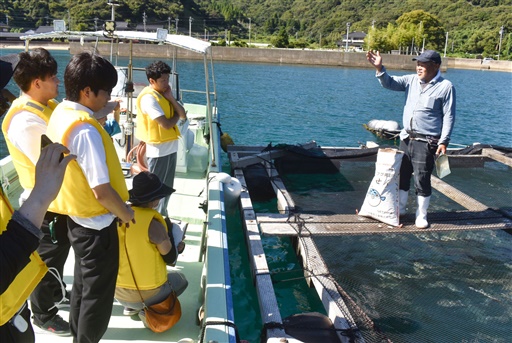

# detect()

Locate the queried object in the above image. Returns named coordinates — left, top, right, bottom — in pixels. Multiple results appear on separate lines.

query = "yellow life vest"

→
left=1, top=98, right=58, bottom=190
left=45, top=104, right=128, bottom=217
left=135, top=86, right=180, bottom=144
left=117, top=207, right=168, bottom=290
left=0, top=190, right=47, bottom=325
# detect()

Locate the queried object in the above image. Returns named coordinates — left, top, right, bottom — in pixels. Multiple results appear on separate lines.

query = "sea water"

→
left=1, top=49, right=511, bottom=342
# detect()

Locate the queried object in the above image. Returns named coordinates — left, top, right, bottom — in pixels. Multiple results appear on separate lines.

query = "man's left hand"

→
left=436, top=144, right=447, bottom=155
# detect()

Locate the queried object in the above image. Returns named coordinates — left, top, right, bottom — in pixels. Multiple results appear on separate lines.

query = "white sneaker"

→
left=123, top=307, right=138, bottom=316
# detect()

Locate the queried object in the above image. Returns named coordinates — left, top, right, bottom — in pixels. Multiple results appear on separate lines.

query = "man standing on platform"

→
left=366, top=50, right=456, bottom=228
left=136, top=61, right=187, bottom=217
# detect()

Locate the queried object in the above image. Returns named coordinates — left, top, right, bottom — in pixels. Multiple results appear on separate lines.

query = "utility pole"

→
left=189, top=17, right=193, bottom=36
left=345, top=22, right=350, bottom=51
left=107, top=1, right=119, bottom=61
left=444, top=31, right=449, bottom=57
left=419, top=21, right=425, bottom=53
left=143, top=12, right=147, bottom=32
left=94, top=17, right=98, bottom=31
left=249, top=18, right=251, bottom=46
left=107, top=0, right=119, bottom=22
left=175, top=17, right=179, bottom=34
left=498, top=26, right=504, bottom=60
left=168, top=17, right=171, bottom=32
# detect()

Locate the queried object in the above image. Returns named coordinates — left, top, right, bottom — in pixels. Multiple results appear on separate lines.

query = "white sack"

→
left=358, top=148, right=404, bottom=226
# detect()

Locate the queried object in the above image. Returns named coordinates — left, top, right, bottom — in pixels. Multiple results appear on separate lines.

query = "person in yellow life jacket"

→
left=115, top=171, right=188, bottom=329
left=136, top=61, right=187, bottom=217
left=0, top=142, right=76, bottom=343
left=45, top=52, right=135, bottom=343
left=1, top=48, right=72, bottom=336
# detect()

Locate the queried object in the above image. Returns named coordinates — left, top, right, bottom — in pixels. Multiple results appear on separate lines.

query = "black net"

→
left=266, top=145, right=512, bottom=343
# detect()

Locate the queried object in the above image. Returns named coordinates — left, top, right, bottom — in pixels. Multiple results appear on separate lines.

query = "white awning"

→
left=20, top=30, right=211, bottom=55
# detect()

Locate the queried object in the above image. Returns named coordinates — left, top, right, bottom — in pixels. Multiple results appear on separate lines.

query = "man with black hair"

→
left=1, top=48, right=71, bottom=336
left=0, top=53, right=76, bottom=343
left=46, top=52, right=135, bottom=343
left=136, top=61, right=187, bottom=217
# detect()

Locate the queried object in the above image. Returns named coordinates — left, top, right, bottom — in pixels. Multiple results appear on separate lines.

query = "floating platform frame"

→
left=228, top=142, right=512, bottom=343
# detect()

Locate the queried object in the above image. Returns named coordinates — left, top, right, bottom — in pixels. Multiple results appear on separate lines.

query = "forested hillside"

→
left=1, top=0, right=510, bottom=58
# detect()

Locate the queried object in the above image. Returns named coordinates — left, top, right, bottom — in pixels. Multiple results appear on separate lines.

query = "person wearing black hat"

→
left=115, top=171, right=188, bottom=327
left=366, top=50, right=456, bottom=229
left=1, top=48, right=72, bottom=336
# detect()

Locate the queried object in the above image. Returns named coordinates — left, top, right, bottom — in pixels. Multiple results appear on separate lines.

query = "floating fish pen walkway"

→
left=228, top=142, right=512, bottom=343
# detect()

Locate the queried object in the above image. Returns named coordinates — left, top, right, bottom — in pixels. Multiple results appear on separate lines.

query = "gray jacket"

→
left=377, top=67, right=456, bottom=145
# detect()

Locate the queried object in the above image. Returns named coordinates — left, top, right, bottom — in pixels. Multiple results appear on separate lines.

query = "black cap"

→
left=412, top=50, right=442, bottom=64
left=128, top=171, right=175, bottom=206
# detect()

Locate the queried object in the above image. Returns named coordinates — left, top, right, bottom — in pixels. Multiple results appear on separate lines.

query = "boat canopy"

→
left=20, top=30, right=211, bottom=55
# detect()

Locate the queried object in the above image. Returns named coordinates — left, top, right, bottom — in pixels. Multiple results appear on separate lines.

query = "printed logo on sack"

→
left=367, top=188, right=386, bottom=207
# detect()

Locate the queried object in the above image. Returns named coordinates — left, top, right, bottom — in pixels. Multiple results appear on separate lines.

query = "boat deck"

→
left=33, top=171, right=208, bottom=343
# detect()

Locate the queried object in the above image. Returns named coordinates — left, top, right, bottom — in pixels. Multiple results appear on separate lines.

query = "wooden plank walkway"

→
left=257, top=210, right=512, bottom=236
left=234, top=169, right=286, bottom=339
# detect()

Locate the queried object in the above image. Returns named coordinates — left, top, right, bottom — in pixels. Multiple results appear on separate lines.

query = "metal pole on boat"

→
left=124, top=39, right=134, bottom=160
left=204, top=53, right=216, bottom=168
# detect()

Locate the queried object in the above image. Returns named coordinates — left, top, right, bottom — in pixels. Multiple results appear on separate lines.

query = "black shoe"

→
left=35, top=314, right=71, bottom=336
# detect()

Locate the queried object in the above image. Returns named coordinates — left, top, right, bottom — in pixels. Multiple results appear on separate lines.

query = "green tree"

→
left=396, top=10, right=445, bottom=51
left=271, top=26, right=289, bottom=48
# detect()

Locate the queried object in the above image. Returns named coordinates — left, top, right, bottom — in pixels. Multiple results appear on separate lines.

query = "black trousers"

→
left=29, top=212, right=70, bottom=326
left=67, top=217, right=119, bottom=343
left=0, top=302, right=35, bottom=343
left=399, top=138, right=437, bottom=197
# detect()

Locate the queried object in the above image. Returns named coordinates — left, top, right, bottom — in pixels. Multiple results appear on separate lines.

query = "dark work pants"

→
left=147, top=152, right=177, bottom=217
left=67, top=218, right=119, bottom=343
left=399, top=139, right=436, bottom=197
left=29, top=212, right=70, bottom=326
left=0, top=302, right=35, bottom=343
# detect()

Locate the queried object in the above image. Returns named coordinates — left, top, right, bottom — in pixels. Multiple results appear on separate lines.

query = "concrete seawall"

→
left=72, top=43, right=511, bottom=72
left=6, top=41, right=512, bottom=72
